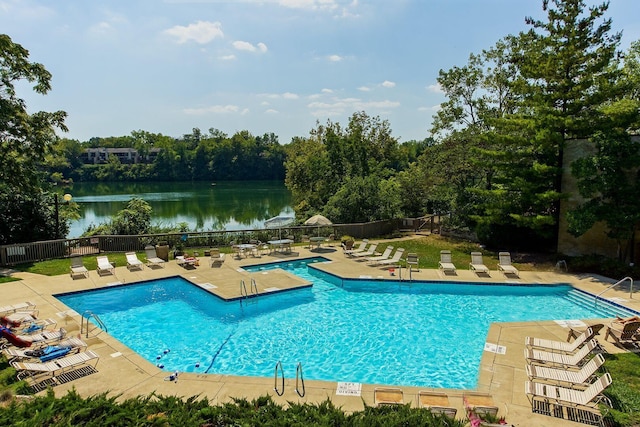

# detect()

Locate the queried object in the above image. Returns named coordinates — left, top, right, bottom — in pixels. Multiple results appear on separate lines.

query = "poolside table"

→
left=232, top=244, right=257, bottom=258
left=267, top=239, right=293, bottom=254
left=309, top=236, right=328, bottom=249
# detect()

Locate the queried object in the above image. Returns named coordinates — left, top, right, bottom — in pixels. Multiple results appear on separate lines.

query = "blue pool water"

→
left=56, top=258, right=631, bottom=389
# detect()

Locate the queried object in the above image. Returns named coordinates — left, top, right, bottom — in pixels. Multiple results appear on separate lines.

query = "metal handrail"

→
left=250, top=278, right=259, bottom=296
left=595, top=276, right=634, bottom=308
left=81, top=310, right=107, bottom=338
left=274, top=361, right=285, bottom=396
left=240, top=280, right=248, bottom=298
left=295, top=362, right=305, bottom=397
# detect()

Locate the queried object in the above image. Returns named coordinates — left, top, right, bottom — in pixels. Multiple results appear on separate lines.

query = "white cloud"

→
left=265, top=109, right=279, bottom=114
left=233, top=40, right=268, bottom=53
left=89, top=21, right=113, bottom=36
left=279, top=0, right=338, bottom=11
left=321, top=88, right=333, bottom=93
left=184, top=105, right=240, bottom=114
left=164, top=21, right=224, bottom=44
left=308, top=97, right=400, bottom=116
left=327, top=54, right=342, bottom=62
left=382, top=80, right=395, bottom=88
left=358, top=86, right=371, bottom=92
left=426, top=83, right=444, bottom=94
left=282, top=92, right=299, bottom=99
left=220, top=54, right=236, bottom=61
left=419, top=105, right=441, bottom=112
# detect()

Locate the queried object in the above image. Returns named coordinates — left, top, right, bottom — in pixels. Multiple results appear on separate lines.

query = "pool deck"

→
left=3, top=238, right=639, bottom=427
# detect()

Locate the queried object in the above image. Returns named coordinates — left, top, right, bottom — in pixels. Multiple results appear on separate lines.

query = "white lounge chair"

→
left=12, top=349, right=100, bottom=383
left=69, top=255, right=89, bottom=278
left=17, top=317, right=57, bottom=335
left=525, top=339, right=598, bottom=368
left=126, top=252, right=144, bottom=271
left=96, top=256, right=115, bottom=275
left=469, top=252, right=489, bottom=274
left=438, top=250, right=456, bottom=274
left=418, top=391, right=457, bottom=419
left=350, top=243, right=379, bottom=258
left=209, top=248, right=226, bottom=267
left=406, top=253, right=419, bottom=271
left=463, top=392, right=499, bottom=418
left=1, top=311, right=39, bottom=327
left=144, top=246, right=166, bottom=268
left=372, top=248, right=405, bottom=267
left=526, top=327, right=594, bottom=354
left=343, top=239, right=368, bottom=256
left=374, top=387, right=404, bottom=406
left=525, top=353, right=605, bottom=388
left=365, top=245, right=394, bottom=263
left=0, top=302, right=37, bottom=316
left=525, top=372, right=612, bottom=411
left=3, top=337, right=87, bottom=362
left=497, top=252, right=519, bottom=277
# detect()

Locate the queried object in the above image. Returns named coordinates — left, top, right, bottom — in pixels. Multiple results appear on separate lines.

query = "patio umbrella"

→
left=264, top=215, right=295, bottom=239
left=304, top=214, right=332, bottom=236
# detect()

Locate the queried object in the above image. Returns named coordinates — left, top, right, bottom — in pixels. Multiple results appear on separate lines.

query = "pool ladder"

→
left=240, top=278, right=259, bottom=299
left=80, top=310, right=107, bottom=338
left=273, top=361, right=305, bottom=397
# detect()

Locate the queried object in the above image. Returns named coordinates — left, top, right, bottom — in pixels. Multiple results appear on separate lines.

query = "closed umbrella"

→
left=304, top=214, right=332, bottom=236
left=264, top=215, right=295, bottom=240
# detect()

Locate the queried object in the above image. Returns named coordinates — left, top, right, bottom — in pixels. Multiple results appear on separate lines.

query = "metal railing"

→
left=273, top=361, right=285, bottom=396
left=81, top=310, right=107, bottom=338
left=295, top=362, right=305, bottom=397
left=0, top=219, right=408, bottom=266
left=595, top=277, right=634, bottom=309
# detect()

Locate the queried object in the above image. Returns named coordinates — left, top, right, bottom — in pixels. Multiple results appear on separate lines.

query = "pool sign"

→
left=336, top=382, right=362, bottom=396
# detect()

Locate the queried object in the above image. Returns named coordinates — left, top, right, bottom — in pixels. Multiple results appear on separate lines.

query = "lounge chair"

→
left=525, top=327, right=594, bottom=354
left=525, top=339, right=598, bottom=368
left=372, top=248, right=405, bottom=267
left=350, top=243, right=379, bottom=259
left=12, top=349, right=100, bottom=383
left=209, top=248, right=226, bottom=267
left=0, top=302, right=37, bottom=316
left=343, top=239, right=368, bottom=256
left=364, top=245, right=394, bottom=263
left=17, top=318, right=57, bottom=335
left=96, top=256, right=115, bottom=275
left=125, top=252, right=144, bottom=271
left=406, top=253, right=419, bottom=271
left=144, top=246, right=166, bottom=268
left=3, top=328, right=67, bottom=349
left=497, top=252, right=519, bottom=277
left=3, top=337, right=87, bottom=362
left=525, top=372, right=612, bottom=411
left=69, top=255, right=89, bottom=278
left=463, top=392, right=499, bottom=418
left=525, top=353, right=605, bottom=388
left=438, top=250, right=456, bottom=274
left=469, top=252, right=489, bottom=274
left=374, top=387, right=404, bottom=406
left=567, top=323, right=604, bottom=342
left=1, top=311, right=39, bottom=327
left=418, top=391, right=457, bottom=418
left=604, top=320, right=640, bottom=347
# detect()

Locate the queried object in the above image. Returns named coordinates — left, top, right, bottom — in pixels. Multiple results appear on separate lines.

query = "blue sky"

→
left=2, top=0, right=639, bottom=144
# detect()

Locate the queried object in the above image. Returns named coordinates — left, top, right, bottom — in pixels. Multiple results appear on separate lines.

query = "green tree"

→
left=0, top=34, right=69, bottom=244
left=111, top=198, right=153, bottom=235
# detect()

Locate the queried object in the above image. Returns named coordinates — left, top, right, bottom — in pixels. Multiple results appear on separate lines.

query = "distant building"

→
left=80, top=147, right=162, bottom=164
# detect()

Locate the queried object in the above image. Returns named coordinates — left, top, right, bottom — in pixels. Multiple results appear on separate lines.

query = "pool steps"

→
left=564, top=289, right=637, bottom=319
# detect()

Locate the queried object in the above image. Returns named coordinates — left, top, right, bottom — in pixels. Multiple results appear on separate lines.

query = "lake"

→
left=62, top=181, right=293, bottom=238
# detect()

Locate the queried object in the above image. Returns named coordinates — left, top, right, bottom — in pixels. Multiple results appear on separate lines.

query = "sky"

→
left=2, top=0, right=639, bottom=145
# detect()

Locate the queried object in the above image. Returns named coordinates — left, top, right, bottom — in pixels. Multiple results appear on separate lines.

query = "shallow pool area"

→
left=56, top=258, right=632, bottom=389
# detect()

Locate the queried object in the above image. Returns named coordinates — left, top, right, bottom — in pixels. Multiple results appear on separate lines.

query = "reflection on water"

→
left=64, top=181, right=293, bottom=238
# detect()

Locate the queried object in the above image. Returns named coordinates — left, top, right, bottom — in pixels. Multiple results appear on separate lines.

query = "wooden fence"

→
left=0, top=216, right=436, bottom=266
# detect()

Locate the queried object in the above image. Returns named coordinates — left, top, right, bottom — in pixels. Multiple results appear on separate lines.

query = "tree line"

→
left=1, top=0, right=639, bottom=262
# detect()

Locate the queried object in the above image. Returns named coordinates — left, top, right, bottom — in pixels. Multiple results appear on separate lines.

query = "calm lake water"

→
left=63, top=181, right=293, bottom=238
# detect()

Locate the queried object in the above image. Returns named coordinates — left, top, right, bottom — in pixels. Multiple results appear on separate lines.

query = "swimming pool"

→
left=56, top=258, right=633, bottom=389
